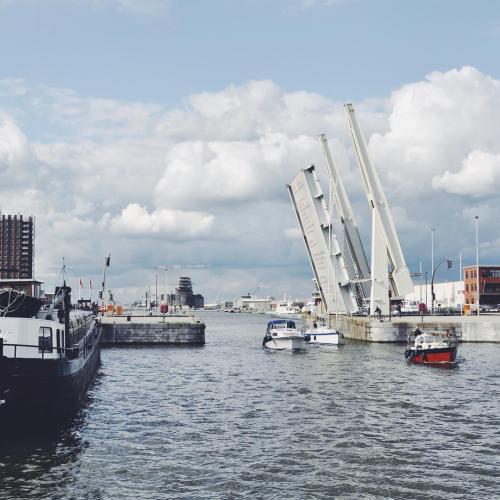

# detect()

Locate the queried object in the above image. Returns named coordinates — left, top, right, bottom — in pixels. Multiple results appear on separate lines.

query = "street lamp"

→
left=431, top=228, right=435, bottom=289
left=155, top=268, right=158, bottom=311
left=155, top=265, right=168, bottom=310
left=431, top=257, right=453, bottom=315
left=475, top=216, right=480, bottom=317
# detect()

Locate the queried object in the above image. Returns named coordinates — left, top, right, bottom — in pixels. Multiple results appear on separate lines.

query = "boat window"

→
left=38, top=327, right=53, bottom=353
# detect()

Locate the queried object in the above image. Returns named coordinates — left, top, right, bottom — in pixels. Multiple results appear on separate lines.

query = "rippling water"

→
left=1, top=312, right=499, bottom=499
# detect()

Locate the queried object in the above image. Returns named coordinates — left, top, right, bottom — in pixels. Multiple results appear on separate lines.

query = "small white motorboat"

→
left=304, top=318, right=344, bottom=346
left=262, top=319, right=304, bottom=350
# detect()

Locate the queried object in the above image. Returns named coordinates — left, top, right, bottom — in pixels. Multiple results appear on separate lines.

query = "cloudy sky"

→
left=1, top=0, right=500, bottom=303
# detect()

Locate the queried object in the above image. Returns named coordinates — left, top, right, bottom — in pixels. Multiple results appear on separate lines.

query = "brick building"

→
left=463, top=265, right=500, bottom=306
left=0, top=214, right=34, bottom=279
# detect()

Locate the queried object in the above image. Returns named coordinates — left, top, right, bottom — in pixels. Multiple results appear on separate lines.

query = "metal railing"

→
left=0, top=338, right=77, bottom=359
left=0, top=326, right=100, bottom=360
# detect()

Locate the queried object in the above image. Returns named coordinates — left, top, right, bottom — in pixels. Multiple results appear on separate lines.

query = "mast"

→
left=100, top=254, right=110, bottom=312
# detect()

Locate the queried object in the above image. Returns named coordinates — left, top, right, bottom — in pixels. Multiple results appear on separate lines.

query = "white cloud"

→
left=300, top=0, right=347, bottom=8
left=155, top=134, right=317, bottom=210
left=0, top=116, right=34, bottom=182
left=432, top=151, right=500, bottom=197
left=107, top=203, right=214, bottom=239
left=0, top=0, right=170, bottom=15
left=369, top=66, right=500, bottom=198
left=2, top=67, right=500, bottom=301
left=0, top=79, right=28, bottom=98
left=94, top=0, right=170, bottom=15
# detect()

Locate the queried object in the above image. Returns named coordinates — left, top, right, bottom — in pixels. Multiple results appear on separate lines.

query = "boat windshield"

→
left=268, top=320, right=296, bottom=329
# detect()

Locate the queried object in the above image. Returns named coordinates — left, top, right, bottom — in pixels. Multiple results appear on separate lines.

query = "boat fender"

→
left=304, top=334, right=311, bottom=343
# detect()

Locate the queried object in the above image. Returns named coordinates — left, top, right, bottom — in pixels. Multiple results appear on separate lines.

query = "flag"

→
left=80, top=278, right=83, bottom=288
left=106, top=255, right=111, bottom=267
left=89, top=279, right=92, bottom=289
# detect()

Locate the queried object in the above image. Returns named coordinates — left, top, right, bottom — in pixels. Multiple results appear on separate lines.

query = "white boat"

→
left=262, top=319, right=304, bottom=350
left=304, top=319, right=344, bottom=346
left=267, top=300, right=301, bottom=319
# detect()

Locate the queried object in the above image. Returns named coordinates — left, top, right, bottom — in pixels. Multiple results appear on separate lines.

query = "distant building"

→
left=174, top=276, right=204, bottom=309
left=234, top=295, right=271, bottom=313
left=405, top=280, right=463, bottom=309
left=464, top=265, right=500, bottom=306
left=0, top=214, right=34, bottom=279
left=0, top=278, right=42, bottom=298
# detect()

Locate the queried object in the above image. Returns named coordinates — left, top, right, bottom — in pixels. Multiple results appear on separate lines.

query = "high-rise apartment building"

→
left=0, top=214, right=34, bottom=279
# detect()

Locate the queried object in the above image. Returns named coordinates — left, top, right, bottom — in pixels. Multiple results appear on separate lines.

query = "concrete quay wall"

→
left=336, top=315, right=500, bottom=343
left=100, top=315, right=205, bottom=345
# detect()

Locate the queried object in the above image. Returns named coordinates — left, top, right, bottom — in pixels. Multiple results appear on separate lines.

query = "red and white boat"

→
left=405, top=328, right=459, bottom=365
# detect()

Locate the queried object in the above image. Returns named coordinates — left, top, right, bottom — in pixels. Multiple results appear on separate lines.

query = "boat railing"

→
left=0, top=338, right=78, bottom=359
left=407, top=330, right=460, bottom=348
left=0, top=323, right=101, bottom=360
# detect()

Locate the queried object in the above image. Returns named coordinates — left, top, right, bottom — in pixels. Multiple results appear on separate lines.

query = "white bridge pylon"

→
left=287, top=165, right=360, bottom=315
left=319, top=134, right=371, bottom=303
left=287, top=104, right=413, bottom=317
left=344, top=103, right=413, bottom=315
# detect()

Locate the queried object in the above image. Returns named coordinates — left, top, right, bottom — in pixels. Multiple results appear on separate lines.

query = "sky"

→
left=1, top=0, right=500, bottom=303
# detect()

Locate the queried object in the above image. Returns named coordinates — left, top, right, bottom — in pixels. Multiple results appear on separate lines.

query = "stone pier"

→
left=99, top=314, right=205, bottom=345
left=335, top=314, right=500, bottom=343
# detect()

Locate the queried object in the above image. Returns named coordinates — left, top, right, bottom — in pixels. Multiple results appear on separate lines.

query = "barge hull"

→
left=0, top=330, right=101, bottom=424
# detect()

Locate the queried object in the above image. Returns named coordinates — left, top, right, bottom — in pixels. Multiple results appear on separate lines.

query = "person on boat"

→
left=312, top=320, right=318, bottom=329
left=374, top=306, right=382, bottom=319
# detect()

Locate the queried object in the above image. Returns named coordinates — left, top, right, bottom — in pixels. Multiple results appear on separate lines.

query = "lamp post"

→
left=155, top=265, right=168, bottom=312
left=419, top=260, right=423, bottom=307
left=425, top=271, right=428, bottom=310
left=459, top=253, right=463, bottom=316
left=431, top=228, right=435, bottom=289
left=475, top=216, right=480, bottom=317
left=431, top=257, right=452, bottom=315
left=154, top=267, right=158, bottom=312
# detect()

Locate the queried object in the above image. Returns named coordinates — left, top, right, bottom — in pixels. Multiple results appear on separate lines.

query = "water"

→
left=1, top=312, right=499, bottom=499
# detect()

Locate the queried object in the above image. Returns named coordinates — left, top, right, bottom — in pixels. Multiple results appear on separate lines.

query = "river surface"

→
left=0, top=312, right=499, bottom=499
